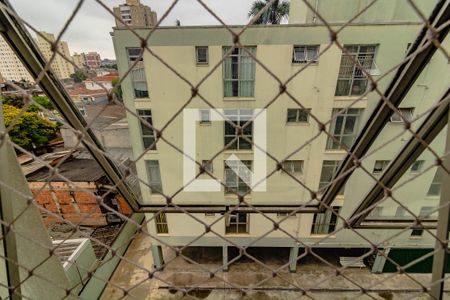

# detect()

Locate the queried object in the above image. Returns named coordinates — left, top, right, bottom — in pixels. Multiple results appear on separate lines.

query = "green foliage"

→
left=70, top=69, right=88, bottom=83
left=2, top=104, right=58, bottom=150
left=248, top=0, right=290, bottom=24
left=111, top=78, right=123, bottom=102
left=1, top=95, right=55, bottom=112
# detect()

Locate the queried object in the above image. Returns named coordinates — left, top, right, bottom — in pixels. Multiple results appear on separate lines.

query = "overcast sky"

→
left=10, top=0, right=256, bottom=59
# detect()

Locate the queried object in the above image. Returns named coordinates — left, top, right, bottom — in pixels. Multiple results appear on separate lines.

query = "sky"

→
left=9, top=0, right=256, bottom=59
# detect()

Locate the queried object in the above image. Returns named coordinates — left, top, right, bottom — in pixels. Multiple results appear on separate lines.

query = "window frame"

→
left=335, top=44, right=377, bottom=96
left=292, top=45, right=319, bottom=64
left=281, top=160, right=304, bottom=176
left=200, top=160, right=213, bottom=174
left=311, top=206, right=340, bottom=235
left=155, top=212, right=169, bottom=234
left=373, top=160, right=390, bottom=174
left=199, top=109, right=211, bottom=124
left=318, top=160, right=345, bottom=195
left=427, top=168, right=442, bottom=197
left=224, top=109, right=253, bottom=150
left=390, top=108, right=414, bottom=123
left=137, top=109, right=156, bottom=150
left=224, top=160, right=252, bottom=195
left=146, top=160, right=163, bottom=194
left=225, top=212, right=249, bottom=234
left=410, top=160, right=424, bottom=173
left=222, top=46, right=256, bottom=97
left=326, top=108, right=363, bottom=150
left=286, top=108, right=310, bottom=123
left=127, top=47, right=149, bottom=99
left=411, top=206, right=435, bottom=236
left=195, top=46, right=209, bottom=65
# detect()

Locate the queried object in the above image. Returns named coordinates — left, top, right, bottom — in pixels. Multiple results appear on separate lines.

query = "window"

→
left=411, top=206, right=434, bottom=236
left=224, top=160, right=252, bottom=195
left=223, top=47, right=256, bottom=97
left=127, top=48, right=149, bottom=98
left=127, top=47, right=142, bottom=62
left=282, top=160, right=303, bottom=175
left=335, top=45, right=377, bottom=96
left=287, top=108, right=310, bottom=123
left=138, top=110, right=156, bottom=150
left=311, top=207, right=340, bottom=235
left=395, top=206, right=408, bottom=217
left=390, top=108, right=414, bottom=123
left=155, top=212, right=168, bottom=234
left=327, top=108, right=363, bottom=150
left=292, top=45, right=319, bottom=63
left=199, top=109, right=210, bottom=124
left=318, top=160, right=344, bottom=195
left=373, top=160, right=390, bottom=174
left=224, top=109, right=253, bottom=150
left=368, top=207, right=383, bottom=218
left=225, top=213, right=249, bottom=234
left=196, top=46, right=208, bottom=64
left=146, top=160, right=162, bottom=194
left=427, top=168, right=442, bottom=196
left=201, top=160, right=213, bottom=174
left=410, top=160, right=424, bottom=173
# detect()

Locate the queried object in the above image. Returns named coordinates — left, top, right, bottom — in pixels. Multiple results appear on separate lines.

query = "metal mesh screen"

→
left=0, top=0, right=450, bottom=299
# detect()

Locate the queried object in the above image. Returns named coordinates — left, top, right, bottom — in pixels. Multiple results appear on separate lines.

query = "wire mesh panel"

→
left=0, top=0, right=450, bottom=299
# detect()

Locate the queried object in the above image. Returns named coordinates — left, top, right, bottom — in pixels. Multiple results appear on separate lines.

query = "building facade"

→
left=85, top=52, right=102, bottom=69
left=113, top=0, right=157, bottom=28
left=72, top=52, right=86, bottom=69
left=113, top=0, right=446, bottom=272
left=35, top=31, right=75, bottom=79
left=0, top=35, right=34, bottom=82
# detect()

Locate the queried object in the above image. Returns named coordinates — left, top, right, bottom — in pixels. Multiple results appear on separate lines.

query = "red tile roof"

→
left=85, top=74, right=119, bottom=83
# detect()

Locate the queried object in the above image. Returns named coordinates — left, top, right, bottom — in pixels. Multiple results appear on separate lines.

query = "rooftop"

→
left=26, top=158, right=105, bottom=182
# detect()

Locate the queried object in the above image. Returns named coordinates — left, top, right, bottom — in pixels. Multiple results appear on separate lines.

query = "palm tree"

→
left=248, top=0, right=290, bottom=25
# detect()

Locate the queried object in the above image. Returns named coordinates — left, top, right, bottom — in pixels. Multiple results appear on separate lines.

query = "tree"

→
left=111, top=78, right=123, bottom=102
left=248, top=0, right=289, bottom=24
left=2, top=95, right=55, bottom=112
left=70, top=69, right=87, bottom=83
left=2, top=104, right=58, bottom=151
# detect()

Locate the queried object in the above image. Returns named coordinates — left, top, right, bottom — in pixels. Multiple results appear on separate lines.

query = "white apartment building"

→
left=35, top=31, right=75, bottom=79
left=113, top=0, right=448, bottom=273
left=0, top=35, right=33, bottom=82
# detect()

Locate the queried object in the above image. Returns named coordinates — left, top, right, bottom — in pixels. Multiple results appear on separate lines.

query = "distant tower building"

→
left=0, top=35, right=33, bottom=82
left=85, top=52, right=102, bottom=69
left=35, top=31, right=75, bottom=79
left=72, top=52, right=86, bottom=69
left=113, top=0, right=157, bottom=28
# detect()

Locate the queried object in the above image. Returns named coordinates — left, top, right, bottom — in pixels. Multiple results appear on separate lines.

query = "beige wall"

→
left=35, top=31, right=75, bottom=79
left=0, top=35, right=33, bottom=82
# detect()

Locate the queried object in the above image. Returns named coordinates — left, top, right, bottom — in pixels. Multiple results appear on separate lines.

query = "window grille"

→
left=335, top=45, right=377, bottom=96
left=223, top=47, right=256, bottom=97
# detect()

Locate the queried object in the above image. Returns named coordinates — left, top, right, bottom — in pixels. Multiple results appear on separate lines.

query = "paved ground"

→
left=101, top=233, right=449, bottom=300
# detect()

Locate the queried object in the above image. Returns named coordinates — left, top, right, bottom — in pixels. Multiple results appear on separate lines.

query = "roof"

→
left=26, top=158, right=105, bottom=182
left=68, top=86, right=108, bottom=97
left=85, top=74, right=118, bottom=83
